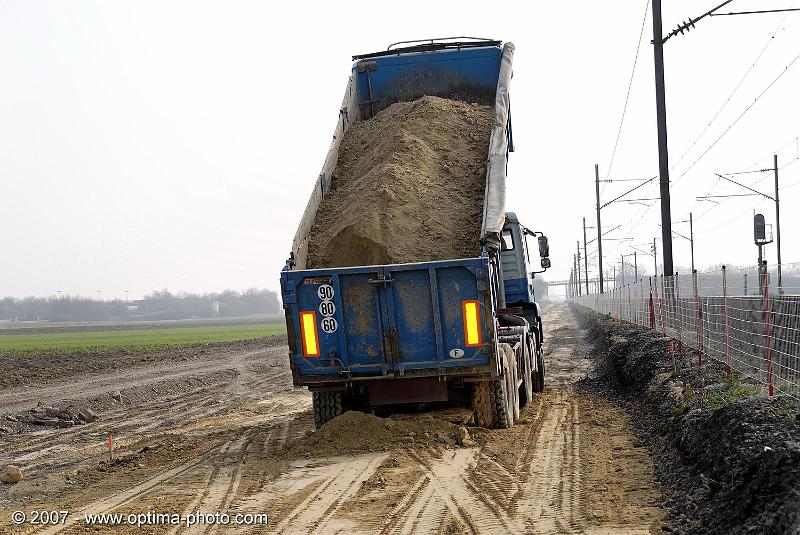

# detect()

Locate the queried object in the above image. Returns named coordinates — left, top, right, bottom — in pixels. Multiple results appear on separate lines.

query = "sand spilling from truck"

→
left=306, top=96, right=495, bottom=268
left=284, top=411, right=464, bottom=457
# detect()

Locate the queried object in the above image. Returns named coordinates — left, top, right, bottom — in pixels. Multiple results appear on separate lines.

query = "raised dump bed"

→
left=280, top=39, right=550, bottom=429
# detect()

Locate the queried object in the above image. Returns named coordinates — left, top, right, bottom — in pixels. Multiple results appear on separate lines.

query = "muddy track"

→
left=0, top=347, right=280, bottom=414
left=1, top=305, right=664, bottom=534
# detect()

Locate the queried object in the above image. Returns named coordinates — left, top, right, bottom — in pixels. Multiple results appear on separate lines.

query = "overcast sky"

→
left=1, top=0, right=799, bottom=300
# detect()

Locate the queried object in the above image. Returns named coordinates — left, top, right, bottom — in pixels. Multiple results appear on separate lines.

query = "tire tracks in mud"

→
left=2, top=366, right=293, bottom=482
left=359, top=390, right=587, bottom=535
left=6, top=304, right=664, bottom=535
left=28, top=415, right=304, bottom=535
left=0, top=341, right=307, bottom=535
left=404, top=447, right=518, bottom=534
left=0, top=348, right=280, bottom=415
left=515, top=389, right=586, bottom=534
left=248, top=304, right=663, bottom=534
left=269, top=454, right=388, bottom=535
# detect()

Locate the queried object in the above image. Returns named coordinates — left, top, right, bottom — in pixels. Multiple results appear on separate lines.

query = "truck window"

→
left=501, top=229, right=514, bottom=251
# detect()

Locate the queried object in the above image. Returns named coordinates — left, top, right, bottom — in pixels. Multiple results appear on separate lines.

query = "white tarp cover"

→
left=480, top=42, right=514, bottom=253
left=290, top=42, right=514, bottom=269
left=291, top=74, right=361, bottom=270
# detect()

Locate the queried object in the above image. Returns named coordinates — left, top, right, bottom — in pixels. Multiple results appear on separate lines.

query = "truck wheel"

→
left=313, top=391, right=344, bottom=429
left=537, top=318, right=544, bottom=347
left=490, top=344, right=515, bottom=429
left=471, top=382, right=494, bottom=428
left=490, top=378, right=513, bottom=429
left=519, top=336, right=534, bottom=407
left=510, top=357, right=521, bottom=422
left=533, top=350, right=545, bottom=393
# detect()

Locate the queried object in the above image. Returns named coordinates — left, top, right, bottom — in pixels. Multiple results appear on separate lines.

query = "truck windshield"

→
left=501, top=229, right=514, bottom=251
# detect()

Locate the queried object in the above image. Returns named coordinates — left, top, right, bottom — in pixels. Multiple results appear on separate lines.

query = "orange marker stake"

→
left=108, top=433, right=113, bottom=461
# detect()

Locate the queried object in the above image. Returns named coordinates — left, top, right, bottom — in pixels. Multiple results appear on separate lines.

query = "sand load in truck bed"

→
left=305, top=96, right=495, bottom=268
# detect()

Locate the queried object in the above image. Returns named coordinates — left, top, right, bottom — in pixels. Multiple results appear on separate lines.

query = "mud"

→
left=0, top=337, right=282, bottom=389
left=306, top=96, right=494, bottom=269
left=0, top=305, right=667, bottom=534
left=576, top=307, right=800, bottom=534
left=283, top=410, right=462, bottom=457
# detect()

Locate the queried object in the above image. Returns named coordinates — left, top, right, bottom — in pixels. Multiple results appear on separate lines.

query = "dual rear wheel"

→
left=472, top=343, right=519, bottom=429
left=472, top=336, right=545, bottom=429
left=316, top=335, right=546, bottom=431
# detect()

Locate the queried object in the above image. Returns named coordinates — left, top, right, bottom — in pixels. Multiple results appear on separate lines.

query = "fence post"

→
left=763, top=262, right=774, bottom=396
left=649, top=277, right=655, bottom=331
left=658, top=275, right=667, bottom=337
left=675, top=272, right=683, bottom=352
left=723, top=265, right=731, bottom=384
left=628, top=284, right=632, bottom=324
left=693, top=269, right=702, bottom=368
left=639, top=280, right=644, bottom=328
left=641, top=279, right=646, bottom=330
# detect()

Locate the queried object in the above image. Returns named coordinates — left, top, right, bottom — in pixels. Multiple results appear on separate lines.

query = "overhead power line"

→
left=604, top=0, right=651, bottom=186
left=600, top=176, right=657, bottom=209
left=598, top=178, right=653, bottom=183
left=671, top=3, right=799, bottom=173
left=688, top=135, right=800, bottom=221
left=711, top=8, right=800, bottom=17
left=673, top=2, right=800, bottom=175
left=673, top=46, right=800, bottom=188
left=712, top=172, right=775, bottom=200
left=661, top=0, right=734, bottom=44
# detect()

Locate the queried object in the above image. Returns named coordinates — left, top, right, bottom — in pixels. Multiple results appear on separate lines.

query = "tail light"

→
left=462, top=300, right=482, bottom=347
left=299, top=311, right=320, bottom=357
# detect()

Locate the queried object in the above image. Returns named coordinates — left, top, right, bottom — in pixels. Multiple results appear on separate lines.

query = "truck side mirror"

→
left=540, top=258, right=551, bottom=269
left=537, top=236, right=550, bottom=258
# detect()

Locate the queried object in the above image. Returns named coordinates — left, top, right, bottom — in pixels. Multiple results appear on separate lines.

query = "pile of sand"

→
left=306, top=96, right=495, bottom=268
left=285, top=411, right=464, bottom=457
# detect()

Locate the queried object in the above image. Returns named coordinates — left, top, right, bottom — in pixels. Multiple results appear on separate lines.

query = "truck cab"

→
left=499, top=212, right=550, bottom=348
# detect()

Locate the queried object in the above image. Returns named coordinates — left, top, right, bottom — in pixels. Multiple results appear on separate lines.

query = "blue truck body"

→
left=281, top=256, right=493, bottom=380
left=353, top=45, right=502, bottom=116
left=280, top=39, right=548, bottom=428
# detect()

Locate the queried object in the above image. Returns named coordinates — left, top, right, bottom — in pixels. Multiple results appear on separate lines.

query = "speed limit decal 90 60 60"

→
left=315, top=283, right=338, bottom=333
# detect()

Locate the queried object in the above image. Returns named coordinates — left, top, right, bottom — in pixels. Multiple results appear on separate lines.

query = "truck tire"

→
left=490, top=344, right=515, bottom=429
left=519, top=336, right=534, bottom=407
left=533, top=350, right=545, bottom=393
left=538, top=317, right=544, bottom=347
left=471, top=382, right=494, bottom=428
left=490, top=377, right=513, bottom=429
left=510, top=356, right=521, bottom=422
left=313, top=391, right=344, bottom=429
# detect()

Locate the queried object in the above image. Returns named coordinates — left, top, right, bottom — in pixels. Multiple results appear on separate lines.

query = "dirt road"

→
left=0, top=305, right=664, bottom=534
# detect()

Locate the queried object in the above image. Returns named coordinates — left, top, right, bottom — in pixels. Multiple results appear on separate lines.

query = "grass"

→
left=706, top=378, right=761, bottom=410
left=0, top=324, right=286, bottom=354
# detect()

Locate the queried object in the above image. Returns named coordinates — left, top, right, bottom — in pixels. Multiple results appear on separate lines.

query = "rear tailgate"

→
left=280, top=257, right=494, bottom=381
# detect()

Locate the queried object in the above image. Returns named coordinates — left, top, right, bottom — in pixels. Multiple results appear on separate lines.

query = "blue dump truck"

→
left=280, top=38, right=551, bottom=429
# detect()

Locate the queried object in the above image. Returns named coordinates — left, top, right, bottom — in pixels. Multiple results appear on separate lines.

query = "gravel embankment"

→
left=575, top=306, right=800, bottom=534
